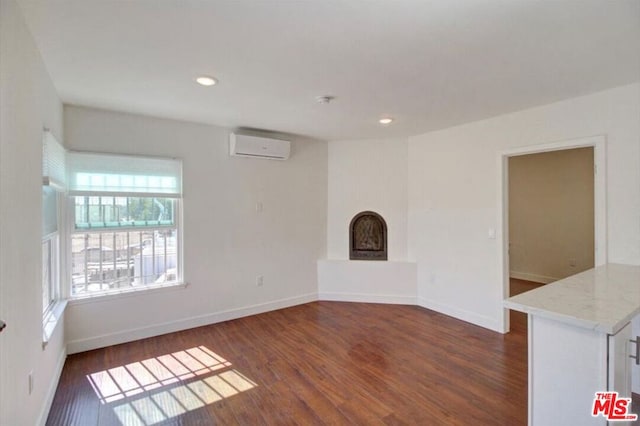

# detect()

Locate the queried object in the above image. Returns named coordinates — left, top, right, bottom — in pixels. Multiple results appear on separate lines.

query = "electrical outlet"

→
left=256, top=275, right=264, bottom=287
left=28, top=370, right=33, bottom=395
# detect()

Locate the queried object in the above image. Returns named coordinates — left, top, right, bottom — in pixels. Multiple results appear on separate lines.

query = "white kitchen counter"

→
left=504, top=263, right=640, bottom=425
left=504, top=263, right=640, bottom=334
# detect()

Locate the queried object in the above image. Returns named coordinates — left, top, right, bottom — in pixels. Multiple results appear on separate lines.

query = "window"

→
left=42, top=187, right=60, bottom=313
left=42, top=130, right=65, bottom=317
left=67, top=152, right=183, bottom=298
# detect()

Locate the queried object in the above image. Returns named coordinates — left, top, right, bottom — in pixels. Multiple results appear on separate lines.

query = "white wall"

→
left=64, top=106, right=327, bottom=352
left=318, top=260, right=416, bottom=304
left=509, top=147, right=595, bottom=283
left=327, top=138, right=408, bottom=260
left=0, top=1, right=67, bottom=424
left=408, top=83, right=640, bottom=332
left=321, top=138, right=414, bottom=303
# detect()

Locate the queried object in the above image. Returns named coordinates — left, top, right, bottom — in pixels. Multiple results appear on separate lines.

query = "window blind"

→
left=42, top=130, right=66, bottom=191
left=67, top=152, right=182, bottom=197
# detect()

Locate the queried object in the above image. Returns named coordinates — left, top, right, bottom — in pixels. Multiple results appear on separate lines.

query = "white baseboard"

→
left=318, top=292, right=418, bottom=305
left=66, top=291, right=507, bottom=354
left=37, top=347, right=66, bottom=426
left=66, top=293, right=318, bottom=354
left=417, top=297, right=503, bottom=333
left=510, top=271, right=559, bottom=284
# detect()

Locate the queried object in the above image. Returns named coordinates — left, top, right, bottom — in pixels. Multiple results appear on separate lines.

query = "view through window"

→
left=71, top=196, right=179, bottom=296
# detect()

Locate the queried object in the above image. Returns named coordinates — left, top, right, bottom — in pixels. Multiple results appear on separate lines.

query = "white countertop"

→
left=504, top=263, right=640, bottom=334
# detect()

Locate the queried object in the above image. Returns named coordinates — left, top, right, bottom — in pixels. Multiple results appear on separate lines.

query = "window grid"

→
left=70, top=196, right=180, bottom=298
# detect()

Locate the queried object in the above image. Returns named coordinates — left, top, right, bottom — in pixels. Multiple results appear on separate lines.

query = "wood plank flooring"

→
left=47, top=302, right=528, bottom=425
left=510, top=277, right=545, bottom=297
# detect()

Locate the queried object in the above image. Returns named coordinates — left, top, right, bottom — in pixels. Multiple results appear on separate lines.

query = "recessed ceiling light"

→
left=379, top=117, right=394, bottom=125
left=195, top=76, right=217, bottom=86
left=316, top=95, right=335, bottom=104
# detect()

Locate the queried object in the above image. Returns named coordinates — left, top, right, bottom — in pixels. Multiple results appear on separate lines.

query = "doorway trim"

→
left=498, top=135, right=607, bottom=333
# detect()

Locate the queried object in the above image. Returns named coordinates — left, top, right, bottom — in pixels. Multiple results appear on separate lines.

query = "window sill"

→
left=68, top=281, right=189, bottom=306
left=43, top=299, right=68, bottom=348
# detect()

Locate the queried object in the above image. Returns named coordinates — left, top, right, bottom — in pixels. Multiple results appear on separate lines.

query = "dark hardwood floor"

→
left=509, top=277, right=545, bottom=297
left=47, top=302, right=528, bottom=425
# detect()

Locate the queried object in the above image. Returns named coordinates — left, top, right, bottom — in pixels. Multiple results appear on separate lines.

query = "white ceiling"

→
left=18, top=0, right=640, bottom=141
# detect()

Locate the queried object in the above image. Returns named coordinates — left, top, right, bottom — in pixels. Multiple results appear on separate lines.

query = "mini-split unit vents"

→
left=229, top=133, right=291, bottom=160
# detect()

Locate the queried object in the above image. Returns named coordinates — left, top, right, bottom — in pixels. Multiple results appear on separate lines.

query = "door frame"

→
left=498, top=135, right=607, bottom=332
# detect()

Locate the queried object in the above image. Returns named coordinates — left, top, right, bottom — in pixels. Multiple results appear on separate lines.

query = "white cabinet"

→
left=609, top=321, right=632, bottom=397
left=529, top=315, right=632, bottom=426
left=505, top=264, right=640, bottom=425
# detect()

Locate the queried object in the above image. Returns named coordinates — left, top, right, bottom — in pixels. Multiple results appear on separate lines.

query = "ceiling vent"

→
left=229, top=133, right=290, bottom=160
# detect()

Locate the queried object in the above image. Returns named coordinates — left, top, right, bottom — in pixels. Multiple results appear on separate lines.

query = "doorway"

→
left=499, top=135, right=607, bottom=332
left=508, top=147, right=595, bottom=296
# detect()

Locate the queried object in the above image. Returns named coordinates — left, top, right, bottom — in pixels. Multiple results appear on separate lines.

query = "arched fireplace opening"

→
left=349, top=211, right=387, bottom=261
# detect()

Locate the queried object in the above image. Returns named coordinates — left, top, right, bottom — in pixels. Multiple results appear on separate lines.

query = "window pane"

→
left=42, top=239, right=52, bottom=313
left=71, top=229, right=178, bottom=296
left=42, top=187, right=58, bottom=237
left=74, top=196, right=175, bottom=230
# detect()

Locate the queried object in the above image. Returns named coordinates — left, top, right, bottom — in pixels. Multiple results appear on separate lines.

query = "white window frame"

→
left=42, top=233, right=59, bottom=315
left=42, top=129, right=68, bottom=345
left=42, top=189, right=67, bottom=345
left=64, top=151, right=184, bottom=301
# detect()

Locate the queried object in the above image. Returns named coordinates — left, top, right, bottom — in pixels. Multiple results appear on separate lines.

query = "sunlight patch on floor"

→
left=86, top=346, right=256, bottom=425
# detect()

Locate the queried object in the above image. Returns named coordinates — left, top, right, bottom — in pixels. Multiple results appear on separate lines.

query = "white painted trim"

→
left=499, top=151, right=511, bottom=332
left=42, top=299, right=67, bottom=346
left=498, top=135, right=607, bottom=333
left=528, top=314, right=534, bottom=426
left=68, top=281, right=189, bottom=305
left=509, top=271, right=559, bottom=284
left=66, top=293, right=318, bottom=354
left=318, top=292, right=418, bottom=305
left=37, top=347, right=66, bottom=426
left=417, top=297, right=504, bottom=333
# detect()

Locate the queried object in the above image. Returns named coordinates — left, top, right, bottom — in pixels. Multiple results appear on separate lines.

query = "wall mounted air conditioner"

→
left=229, top=133, right=290, bottom=160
